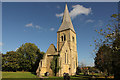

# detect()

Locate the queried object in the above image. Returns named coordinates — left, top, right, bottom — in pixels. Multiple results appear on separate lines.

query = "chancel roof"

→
left=46, top=44, right=57, bottom=55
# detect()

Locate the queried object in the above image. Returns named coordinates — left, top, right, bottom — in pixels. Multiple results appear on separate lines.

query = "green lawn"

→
left=2, top=72, right=37, bottom=78
left=1, top=72, right=114, bottom=80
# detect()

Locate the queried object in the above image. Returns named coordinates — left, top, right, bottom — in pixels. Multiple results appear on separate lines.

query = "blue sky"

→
left=2, top=2, right=118, bottom=66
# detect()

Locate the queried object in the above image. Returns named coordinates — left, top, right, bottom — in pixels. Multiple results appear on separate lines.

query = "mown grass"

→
left=1, top=72, right=114, bottom=80
left=2, top=72, right=37, bottom=78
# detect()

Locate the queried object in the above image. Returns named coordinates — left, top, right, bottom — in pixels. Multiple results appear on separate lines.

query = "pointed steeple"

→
left=57, top=4, right=75, bottom=33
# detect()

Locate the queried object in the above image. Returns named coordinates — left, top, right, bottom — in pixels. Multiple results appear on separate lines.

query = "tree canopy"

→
left=94, top=14, right=120, bottom=79
left=2, top=43, right=44, bottom=72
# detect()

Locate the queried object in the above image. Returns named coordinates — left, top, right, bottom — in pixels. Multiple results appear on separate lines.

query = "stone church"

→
left=36, top=4, right=78, bottom=77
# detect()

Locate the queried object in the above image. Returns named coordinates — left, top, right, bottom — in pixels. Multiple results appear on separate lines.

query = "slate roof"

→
left=46, top=44, right=57, bottom=55
left=58, top=4, right=75, bottom=32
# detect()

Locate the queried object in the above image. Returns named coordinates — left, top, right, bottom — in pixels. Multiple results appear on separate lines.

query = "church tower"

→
left=57, top=4, right=77, bottom=52
left=57, top=4, right=78, bottom=76
left=36, top=3, right=78, bottom=77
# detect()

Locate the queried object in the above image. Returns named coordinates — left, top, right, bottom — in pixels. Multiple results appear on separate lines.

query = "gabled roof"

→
left=46, top=44, right=57, bottom=55
left=57, top=4, right=75, bottom=33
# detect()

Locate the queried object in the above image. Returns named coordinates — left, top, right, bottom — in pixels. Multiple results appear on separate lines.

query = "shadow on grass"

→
left=31, top=72, right=37, bottom=75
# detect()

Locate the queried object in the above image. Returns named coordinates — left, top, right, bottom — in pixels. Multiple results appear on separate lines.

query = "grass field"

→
left=2, top=72, right=88, bottom=79
left=2, top=72, right=37, bottom=78
left=1, top=72, right=114, bottom=80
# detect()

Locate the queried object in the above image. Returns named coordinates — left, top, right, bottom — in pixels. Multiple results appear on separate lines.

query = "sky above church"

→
left=2, top=2, right=118, bottom=66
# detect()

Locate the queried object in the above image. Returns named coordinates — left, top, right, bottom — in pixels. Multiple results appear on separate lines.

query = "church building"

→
left=36, top=4, right=78, bottom=77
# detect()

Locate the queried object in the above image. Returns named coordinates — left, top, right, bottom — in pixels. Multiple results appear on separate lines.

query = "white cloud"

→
left=86, top=19, right=94, bottom=23
left=35, top=25, right=42, bottom=30
left=25, top=23, right=33, bottom=27
left=0, top=42, right=3, bottom=46
left=56, top=4, right=91, bottom=19
left=70, top=5, right=91, bottom=19
left=50, top=28, right=55, bottom=31
left=56, top=13, right=63, bottom=17
left=25, top=23, right=42, bottom=30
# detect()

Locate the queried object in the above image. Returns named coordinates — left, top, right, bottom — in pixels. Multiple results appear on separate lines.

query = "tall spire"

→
left=57, top=4, right=75, bottom=33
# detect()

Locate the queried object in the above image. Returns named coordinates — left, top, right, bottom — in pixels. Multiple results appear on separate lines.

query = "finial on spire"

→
left=65, top=2, right=67, bottom=5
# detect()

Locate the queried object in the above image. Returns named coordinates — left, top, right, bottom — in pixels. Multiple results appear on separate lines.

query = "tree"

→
left=94, top=44, right=113, bottom=75
left=76, top=66, right=81, bottom=75
left=50, top=56, right=61, bottom=76
left=2, top=43, right=44, bottom=72
left=34, top=51, right=45, bottom=72
left=112, top=37, right=120, bottom=80
left=94, top=14, right=120, bottom=79
left=16, top=43, right=44, bottom=72
left=2, top=51, right=20, bottom=71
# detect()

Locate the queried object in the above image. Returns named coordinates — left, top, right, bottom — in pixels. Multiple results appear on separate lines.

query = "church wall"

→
left=46, top=56, right=54, bottom=76
left=69, top=30, right=77, bottom=51
left=38, top=56, right=47, bottom=76
left=57, top=29, right=78, bottom=76
left=58, top=41, right=72, bottom=76
left=38, top=54, right=56, bottom=76
left=63, top=64, right=69, bottom=73
left=40, top=67, right=47, bottom=76
left=69, top=30, right=78, bottom=71
left=70, top=50, right=77, bottom=75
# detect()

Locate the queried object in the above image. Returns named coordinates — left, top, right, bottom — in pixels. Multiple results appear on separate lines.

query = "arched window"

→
left=65, top=53, right=66, bottom=64
left=61, top=36, right=63, bottom=41
left=64, top=35, right=66, bottom=41
left=74, top=61, right=75, bottom=69
left=41, top=61, right=42, bottom=67
left=72, top=36, right=74, bottom=42
left=61, top=34, right=66, bottom=41
left=67, top=53, right=68, bottom=64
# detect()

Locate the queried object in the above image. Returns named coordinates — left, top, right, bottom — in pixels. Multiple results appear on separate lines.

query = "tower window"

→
left=61, top=34, right=66, bottom=41
left=41, top=61, right=42, bottom=67
left=67, top=53, right=68, bottom=64
left=74, top=61, right=75, bottom=69
left=65, top=53, right=66, bottom=64
left=64, top=35, right=66, bottom=41
left=72, top=36, right=74, bottom=42
left=61, top=36, right=63, bottom=41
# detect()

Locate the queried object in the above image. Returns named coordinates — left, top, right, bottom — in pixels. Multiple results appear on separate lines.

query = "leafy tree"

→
left=50, top=56, right=61, bottom=76
left=94, top=44, right=113, bottom=75
left=16, top=43, right=44, bottom=72
left=76, top=66, right=81, bottom=74
left=2, top=51, right=20, bottom=71
left=33, top=51, right=45, bottom=72
left=2, top=43, right=44, bottom=72
left=94, top=14, right=120, bottom=79
left=112, top=37, right=120, bottom=80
